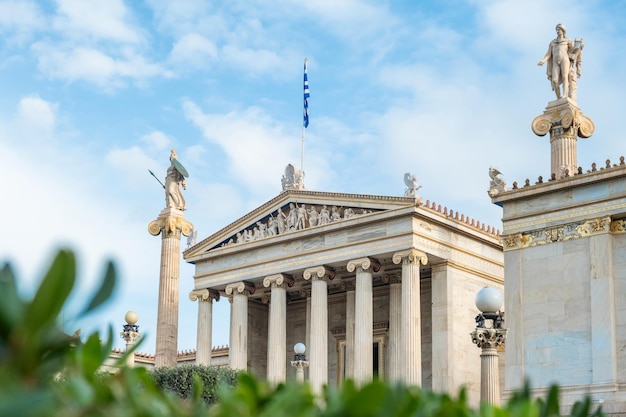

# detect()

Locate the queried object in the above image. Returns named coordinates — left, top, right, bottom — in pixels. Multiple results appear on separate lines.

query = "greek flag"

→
left=303, top=59, right=309, bottom=128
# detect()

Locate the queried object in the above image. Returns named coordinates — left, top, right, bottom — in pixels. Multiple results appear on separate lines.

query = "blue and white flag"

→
left=303, top=59, right=309, bottom=128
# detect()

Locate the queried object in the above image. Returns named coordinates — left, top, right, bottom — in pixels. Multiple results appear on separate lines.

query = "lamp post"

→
left=471, top=287, right=507, bottom=405
left=291, top=342, right=309, bottom=382
left=120, top=311, right=141, bottom=367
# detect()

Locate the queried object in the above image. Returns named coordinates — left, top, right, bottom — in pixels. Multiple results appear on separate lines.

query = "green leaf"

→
left=0, top=264, right=24, bottom=336
left=81, top=260, right=116, bottom=315
left=25, top=250, right=76, bottom=333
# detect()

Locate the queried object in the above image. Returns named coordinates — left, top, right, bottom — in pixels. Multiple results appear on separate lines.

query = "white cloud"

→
left=52, top=0, right=142, bottom=44
left=168, top=33, right=217, bottom=69
left=31, top=43, right=171, bottom=88
left=0, top=0, right=45, bottom=44
left=140, top=131, right=171, bottom=151
left=183, top=100, right=297, bottom=192
left=15, top=95, right=57, bottom=140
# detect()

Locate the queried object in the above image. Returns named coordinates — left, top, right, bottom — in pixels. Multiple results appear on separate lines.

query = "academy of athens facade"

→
left=183, top=188, right=503, bottom=403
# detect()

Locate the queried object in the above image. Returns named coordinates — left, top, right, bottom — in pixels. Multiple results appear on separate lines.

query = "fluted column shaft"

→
left=303, top=266, right=335, bottom=394
left=347, top=257, right=380, bottom=384
left=387, top=276, right=402, bottom=381
left=393, top=249, right=427, bottom=386
left=155, top=234, right=181, bottom=368
left=226, top=282, right=254, bottom=370
left=345, top=286, right=355, bottom=380
left=551, top=135, right=577, bottom=178
left=149, top=208, right=193, bottom=368
left=264, top=274, right=293, bottom=384
left=190, top=289, right=219, bottom=365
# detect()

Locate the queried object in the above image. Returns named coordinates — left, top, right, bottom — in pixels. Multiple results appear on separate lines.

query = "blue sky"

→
left=1, top=0, right=626, bottom=354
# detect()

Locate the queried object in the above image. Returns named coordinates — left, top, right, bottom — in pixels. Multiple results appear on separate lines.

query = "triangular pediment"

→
left=184, top=189, right=418, bottom=260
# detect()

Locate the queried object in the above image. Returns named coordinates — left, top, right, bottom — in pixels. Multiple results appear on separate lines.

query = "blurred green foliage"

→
left=151, top=364, right=239, bottom=405
left=0, top=249, right=607, bottom=417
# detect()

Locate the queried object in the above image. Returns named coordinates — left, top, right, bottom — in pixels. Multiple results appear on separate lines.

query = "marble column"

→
left=430, top=262, right=454, bottom=392
left=189, top=289, right=219, bottom=366
left=303, top=265, right=335, bottom=394
left=392, top=249, right=427, bottom=386
left=345, top=283, right=355, bottom=380
left=148, top=208, right=194, bottom=368
left=386, top=274, right=402, bottom=381
left=263, top=273, right=294, bottom=384
left=225, top=281, right=255, bottom=370
left=347, top=257, right=380, bottom=384
left=471, top=328, right=507, bottom=405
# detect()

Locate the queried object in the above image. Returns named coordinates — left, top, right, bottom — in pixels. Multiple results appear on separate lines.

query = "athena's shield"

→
left=172, top=158, right=189, bottom=178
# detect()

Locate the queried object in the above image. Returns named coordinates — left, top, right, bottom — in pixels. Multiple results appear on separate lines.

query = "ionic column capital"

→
left=303, top=265, right=336, bottom=281
left=189, top=288, right=220, bottom=302
left=346, top=257, right=381, bottom=273
left=225, top=281, right=256, bottom=296
left=392, top=249, right=428, bottom=266
left=263, top=273, right=295, bottom=288
left=148, top=211, right=194, bottom=239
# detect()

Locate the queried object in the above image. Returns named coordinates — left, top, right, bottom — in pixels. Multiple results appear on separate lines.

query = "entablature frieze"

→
left=501, top=215, right=618, bottom=251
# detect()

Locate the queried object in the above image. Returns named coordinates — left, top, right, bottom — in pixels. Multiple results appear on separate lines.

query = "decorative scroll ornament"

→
left=346, top=257, right=381, bottom=273
left=263, top=273, right=295, bottom=288
left=225, top=281, right=256, bottom=296
left=391, top=249, right=428, bottom=266
left=531, top=104, right=594, bottom=139
left=189, top=289, right=220, bottom=302
left=148, top=212, right=194, bottom=239
left=303, top=266, right=336, bottom=281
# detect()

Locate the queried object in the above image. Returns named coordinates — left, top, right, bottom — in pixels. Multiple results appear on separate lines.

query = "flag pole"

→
left=301, top=121, right=305, bottom=173
left=301, top=58, right=309, bottom=174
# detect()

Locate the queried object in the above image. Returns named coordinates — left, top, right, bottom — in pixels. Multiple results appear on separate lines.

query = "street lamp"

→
left=120, top=311, right=141, bottom=367
left=291, top=342, right=309, bottom=382
left=471, top=287, right=507, bottom=405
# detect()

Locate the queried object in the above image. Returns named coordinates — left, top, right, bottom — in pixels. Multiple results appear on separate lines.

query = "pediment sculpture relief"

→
left=215, top=203, right=379, bottom=248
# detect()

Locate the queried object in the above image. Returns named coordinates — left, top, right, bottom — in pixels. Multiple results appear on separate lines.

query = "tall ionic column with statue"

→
left=533, top=23, right=594, bottom=179
left=148, top=149, right=193, bottom=368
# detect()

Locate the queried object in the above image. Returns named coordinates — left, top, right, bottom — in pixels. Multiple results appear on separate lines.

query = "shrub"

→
left=151, top=364, right=239, bottom=404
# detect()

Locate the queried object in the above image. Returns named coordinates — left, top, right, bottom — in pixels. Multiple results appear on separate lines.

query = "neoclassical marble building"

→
left=184, top=188, right=503, bottom=403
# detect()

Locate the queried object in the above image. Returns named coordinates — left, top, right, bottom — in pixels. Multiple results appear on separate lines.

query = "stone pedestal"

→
left=303, top=266, right=335, bottom=394
left=531, top=97, right=594, bottom=179
left=471, top=328, right=507, bottom=405
left=189, top=289, right=219, bottom=365
left=148, top=208, right=194, bottom=368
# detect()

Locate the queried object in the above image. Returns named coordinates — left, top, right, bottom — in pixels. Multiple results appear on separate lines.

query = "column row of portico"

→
left=191, top=248, right=428, bottom=391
